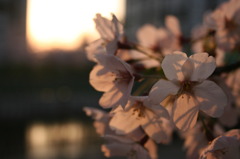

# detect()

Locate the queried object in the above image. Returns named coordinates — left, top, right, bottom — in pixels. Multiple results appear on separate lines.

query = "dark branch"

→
left=213, top=61, right=240, bottom=75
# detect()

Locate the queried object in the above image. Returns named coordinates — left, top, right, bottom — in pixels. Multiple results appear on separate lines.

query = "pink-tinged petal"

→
left=182, top=122, right=208, bottom=159
left=172, top=93, right=199, bottom=132
left=101, top=143, right=132, bottom=157
left=99, top=80, right=132, bottom=108
left=106, top=38, right=118, bottom=54
left=137, top=24, right=158, bottom=48
left=89, top=65, right=115, bottom=92
left=189, top=53, right=216, bottom=81
left=94, top=120, right=115, bottom=136
left=85, top=39, right=106, bottom=62
left=96, top=55, right=134, bottom=77
left=125, top=127, right=146, bottom=142
left=225, top=129, right=240, bottom=140
left=165, top=15, right=181, bottom=36
left=161, top=51, right=188, bottom=81
left=104, top=134, right=134, bottom=144
left=83, top=107, right=108, bottom=121
left=144, top=139, right=158, bottom=159
left=109, top=107, right=141, bottom=134
left=200, top=136, right=240, bottom=159
left=143, top=99, right=170, bottom=119
left=94, top=14, right=114, bottom=41
left=132, top=144, right=152, bottom=159
left=141, top=114, right=172, bottom=143
left=111, top=14, right=124, bottom=39
left=182, top=59, right=194, bottom=80
left=194, top=80, right=227, bottom=117
left=149, top=79, right=179, bottom=105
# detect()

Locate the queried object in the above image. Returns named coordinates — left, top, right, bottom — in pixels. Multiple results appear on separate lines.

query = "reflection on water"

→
left=25, top=121, right=102, bottom=159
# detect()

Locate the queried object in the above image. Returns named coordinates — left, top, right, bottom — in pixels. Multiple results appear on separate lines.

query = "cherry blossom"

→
left=89, top=55, right=135, bottom=109
left=109, top=96, right=172, bottom=143
left=101, top=135, right=152, bottom=159
left=200, top=129, right=240, bottom=159
left=125, top=16, right=182, bottom=69
left=85, top=13, right=124, bottom=62
left=203, top=0, right=240, bottom=52
left=83, top=107, right=114, bottom=136
left=181, top=122, right=208, bottom=159
left=137, top=16, right=181, bottom=55
left=149, top=51, right=227, bottom=131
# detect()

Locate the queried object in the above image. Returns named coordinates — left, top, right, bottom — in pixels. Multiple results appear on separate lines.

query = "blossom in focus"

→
left=89, top=55, right=134, bottom=109
left=149, top=51, right=227, bottom=131
left=200, top=129, right=240, bottom=159
left=109, top=96, right=172, bottom=143
left=85, top=14, right=124, bottom=62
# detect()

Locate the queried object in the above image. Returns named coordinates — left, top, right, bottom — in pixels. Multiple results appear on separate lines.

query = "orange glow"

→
left=26, top=0, right=126, bottom=53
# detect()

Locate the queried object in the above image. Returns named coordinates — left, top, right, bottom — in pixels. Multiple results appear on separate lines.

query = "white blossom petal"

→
left=161, top=51, right=188, bottom=81
left=94, top=14, right=114, bottom=41
left=172, top=93, right=199, bottom=132
left=149, top=79, right=179, bottom=105
left=182, top=59, right=194, bottom=80
left=194, top=80, right=227, bottom=117
left=109, top=107, right=141, bottom=134
left=101, top=143, right=132, bottom=157
left=189, top=53, right=216, bottom=81
left=85, top=39, right=106, bottom=62
left=89, top=65, right=115, bottom=92
left=200, top=136, right=240, bottom=159
left=99, top=82, right=131, bottom=108
left=165, top=15, right=181, bottom=36
left=137, top=24, right=158, bottom=48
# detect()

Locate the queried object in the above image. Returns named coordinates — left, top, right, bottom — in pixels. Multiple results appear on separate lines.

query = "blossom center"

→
left=225, top=17, right=238, bottom=31
left=132, top=102, right=146, bottom=118
left=178, top=81, right=197, bottom=95
left=112, top=71, right=132, bottom=83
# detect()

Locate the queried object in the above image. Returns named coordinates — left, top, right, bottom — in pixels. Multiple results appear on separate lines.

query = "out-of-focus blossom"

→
left=225, top=129, right=240, bottom=140
left=94, top=13, right=124, bottom=54
left=89, top=55, right=135, bottom=109
left=83, top=107, right=147, bottom=141
left=200, top=129, right=240, bottom=159
left=83, top=107, right=114, bottom=136
left=85, top=39, right=106, bottom=62
left=101, top=135, right=152, bottom=159
left=212, top=76, right=238, bottom=127
left=149, top=51, right=227, bottom=131
left=203, top=0, right=240, bottom=52
left=137, top=16, right=181, bottom=55
left=85, top=14, right=124, bottom=62
left=224, top=68, right=240, bottom=111
left=110, top=96, right=173, bottom=143
left=191, top=25, right=225, bottom=66
left=125, top=16, right=182, bottom=69
left=181, top=122, right=208, bottom=159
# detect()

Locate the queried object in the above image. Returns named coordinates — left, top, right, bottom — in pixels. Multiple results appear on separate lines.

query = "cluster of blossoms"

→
left=83, top=0, right=240, bottom=158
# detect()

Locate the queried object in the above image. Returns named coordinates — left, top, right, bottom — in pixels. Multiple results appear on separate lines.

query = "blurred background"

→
left=0, top=0, right=227, bottom=158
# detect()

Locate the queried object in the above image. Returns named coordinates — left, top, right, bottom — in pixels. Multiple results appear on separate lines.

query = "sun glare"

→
left=26, top=0, right=126, bottom=53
